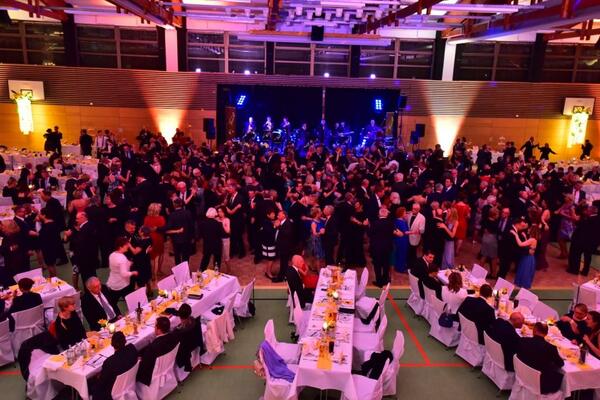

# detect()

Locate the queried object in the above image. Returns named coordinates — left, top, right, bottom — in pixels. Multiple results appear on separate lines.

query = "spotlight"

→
left=369, top=73, right=376, bottom=79
left=374, top=98, right=383, bottom=111
left=323, top=72, right=330, bottom=78
left=236, top=95, right=247, bottom=107
left=195, top=68, right=202, bottom=73
left=244, top=70, right=251, bottom=75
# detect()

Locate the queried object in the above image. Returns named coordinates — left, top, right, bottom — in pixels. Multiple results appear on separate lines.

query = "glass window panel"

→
left=228, top=47, right=264, bottom=61
left=26, top=37, right=64, bottom=52
left=499, top=44, right=532, bottom=55
left=80, top=54, right=117, bottom=68
left=458, top=43, right=494, bottom=54
left=0, top=36, right=22, bottom=49
left=315, top=46, right=349, bottom=63
left=77, top=26, right=115, bottom=39
left=363, top=42, right=395, bottom=51
left=359, top=65, right=394, bottom=78
left=79, top=40, right=117, bottom=54
left=580, top=46, right=600, bottom=58
left=399, top=41, right=434, bottom=53
left=274, top=62, right=310, bottom=75
left=188, top=45, right=225, bottom=58
left=545, top=45, right=576, bottom=56
left=543, top=57, right=575, bottom=69
left=0, top=23, right=20, bottom=34
left=120, top=29, right=157, bottom=41
left=360, top=52, right=394, bottom=65
left=496, top=55, right=530, bottom=69
left=456, top=55, right=494, bottom=68
left=454, top=68, right=492, bottom=81
left=27, top=51, right=65, bottom=66
left=0, top=50, right=24, bottom=64
left=541, top=70, right=572, bottom=82
left=314, top=63, right=348, bottom=77
left=274, top=48, right=310, bottom=62
left=120, top=42, right=159, bottom=56
left=398, top=53, right=432, bottom=66
left=229, top=36, right=263, bottom=46
left=188, top=32, right=224, bottom=44
left=575, top=71, right=600, bottom=83
left=121, top=55, right=160, bottom=70
left=495, top=69, right=529, bottom=82
left=275, top=42, right=310, bottom=49
left=397, top=66, right=431, bottom=79
left=188, top=58, right=224, bottom=72
left=577, top=58, right=600, bottom=70
left=229, top=60, right=264, bottom=74
left=24, top=23, right=63, bottom=36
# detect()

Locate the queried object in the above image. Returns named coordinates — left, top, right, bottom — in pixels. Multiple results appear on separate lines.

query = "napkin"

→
left=316, top=354, right=332, bottom=371
left=45, top=355, right=66, bottom=371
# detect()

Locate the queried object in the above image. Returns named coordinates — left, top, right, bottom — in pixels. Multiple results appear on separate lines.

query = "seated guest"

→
left=457, top=284, right=495, bottom=344
left=8, top=278, right=43, bottom=330
left=286, top=255, right=315, bottom=309
left=441, top=272, right=468, bottom=318
left=516, top=322, right=564, bottom=394
left=410, top=250, right=434, bottom=281
left=420, top=263, right=443, bottom=300
left=582, top=311, right=600, bottom=359
left=54, top=295, right=86, bottom=349
left=556, top=303, right=589, bottom=343
left=137, top=316, right=179, bottom=386
left=175, top=303, right=203, bottom=372
left=91, top=331, right=138, bottom=400
left=485, top=312, right=524, bottom=371
left=81, top=277, right=121, bottom=331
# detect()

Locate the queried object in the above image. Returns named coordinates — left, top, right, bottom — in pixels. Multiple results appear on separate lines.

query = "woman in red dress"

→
left=143, top=202, right=166, bottom=287
left=454, top=193, right=471, bottom=255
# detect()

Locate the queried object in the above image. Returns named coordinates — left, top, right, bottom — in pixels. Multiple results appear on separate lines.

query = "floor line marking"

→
left=387, top=292, right=431, bottom=365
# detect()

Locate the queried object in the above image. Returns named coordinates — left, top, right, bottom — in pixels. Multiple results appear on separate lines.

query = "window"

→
left=542, top=44, right=576, bottom=82
left=397, top=40, right=434, bottom=79
left=360, top=41, right=395, bottom=78
left=0, top=21, right=64, bottom=66
left=315, top=44, right=349, bottom=77
left=78, top=26, right=117, bottom=68
left=228, top=34, right=265, bottom=73
left=454, top=42, right=532, bottom=82
left=274, top=42, right=310, bottom=75
left=187, top=32, right=225, bottom=72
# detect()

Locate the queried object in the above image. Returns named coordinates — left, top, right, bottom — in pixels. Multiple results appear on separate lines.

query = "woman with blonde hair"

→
left=439, top=207, right=459, bottom=269
left=143, top=202, right=166, bottom=286
left=54, top=295, right=86, bottom=349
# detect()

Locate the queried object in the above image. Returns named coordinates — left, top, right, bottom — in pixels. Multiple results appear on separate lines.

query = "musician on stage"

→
left=244, top=117, right=256, bottom=135
left=298, top=122, right=311, bottom=143
left=262, top=116, right=273, bottom=136
left=316, top=119, right=331, bottom=145
left=280, top=117, right=291, bottom=135
left=364, top=119, right=383, bottom=147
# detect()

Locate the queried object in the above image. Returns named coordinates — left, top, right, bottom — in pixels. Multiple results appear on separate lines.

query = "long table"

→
left=43, top=272, right=240, bottom=399
left=5, top=276, right=77, bottom=311
left=295, top=267, right=357, bottom=399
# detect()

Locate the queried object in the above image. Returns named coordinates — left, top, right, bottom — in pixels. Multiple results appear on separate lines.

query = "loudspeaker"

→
left=204, top=118, right=216, bottom=140
left=397, top=95, right=407, bottom=110
left=415, top=123, right=425, bottom=138
left=410, top=131, right=420, bottom=145
left=0, top=11, right=11, bottom=25
left=311, top=26, right=324, bottom=41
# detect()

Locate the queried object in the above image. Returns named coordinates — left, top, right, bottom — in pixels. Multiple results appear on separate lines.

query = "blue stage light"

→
left=236, top=95, right=247, bottom=106
left=374, top=98, right=383, bottom=111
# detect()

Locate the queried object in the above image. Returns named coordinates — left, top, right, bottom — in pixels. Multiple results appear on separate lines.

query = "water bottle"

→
left=579, top=344, right=588, bottom=364
left=66, top=346, right=74, bottom=366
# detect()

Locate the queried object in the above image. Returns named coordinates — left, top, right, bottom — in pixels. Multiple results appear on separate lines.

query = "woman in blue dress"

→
left=306, top=207, right=325, bottom=270
left=512, top=225, right=538, bottom=289
left=439, top=208, right=459, bottom=270
left=393, top=207, right=409, bottom=272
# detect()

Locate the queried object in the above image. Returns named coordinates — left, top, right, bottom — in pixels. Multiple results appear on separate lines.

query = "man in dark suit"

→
left=410, top=250, right=434, bottom=282
left=520, top=136, right=537, bottom=161
left=91, top=332, right=138, bottom=400
left=162, top=198, right=194, bottom=265
left=457, top=284, right=495, bottom=344
left=498, top=217, right=527, bottom=279
left=485, top=312, right=524, bottom=371
left=286, top=255, right=314, bottom=309
left=420, top=263, right=443, bottom=300
left=516, top=322, right=564, bottom=394
left=13, top=205, right=36, bottom=269
left=567, top=206, right=599, bottom=275
left=8, top=278, right=42, bottom=331
left=580, top=139, right=593, bottom=160
left=129, top=172, right=157, bottom=222
left=321, top=205, right=338, bottom=266
left=441, top=178, right=458, bottom=202
left=368, top=207, right=395, bottom=288
left=273, top=210, right=294, bottom=283
left=366, top=186, right=384, bottom=222
left=288, top=194, right=309, bottom=254
left=137, top=317, right=179, bottom=386
left=65, top=211, right=99, bottom=290
left=81, top=277, right=121, bottom=331
left=33, top=170, right=59, bottom=190
left=79, top=129, right=94, bottom=156
left=226, top=183, right=246, bottom=258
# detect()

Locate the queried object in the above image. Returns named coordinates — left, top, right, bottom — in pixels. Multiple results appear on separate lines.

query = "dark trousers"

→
left=407, top=244, right=418, bottom=267
left=230, top=219, right=245, bottom=257
left=323, top=239, right=336, bottom=266
left=371, top=249, right=390, bottom=286
left=173, top=242, right=190, bottom=265
left=108, top=284, right=133, bottom=304
left=277, top=251, right=291, bottom=280
left=567, top=243, right=593, bottom=275
left=336, top=235, right=349, bottom=263
left=200, top=246, right=222, bottom=271
left=498, top=255, right=516, bottom=279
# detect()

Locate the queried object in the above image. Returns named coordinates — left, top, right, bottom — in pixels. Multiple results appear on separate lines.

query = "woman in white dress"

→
left=441, top=271, right=467, bottom=318
left=217, top=206, right=231, bottom=273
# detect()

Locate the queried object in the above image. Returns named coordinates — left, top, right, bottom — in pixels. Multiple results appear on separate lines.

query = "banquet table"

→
left=437, top=269, right=486, bottom=288
left=4, top=276, right=77, bottom=311
left=43, top=271, right=240, bottom=399
left=294, top=268, right=357, bottom=399
left=61, top=145, right=80, bottom=156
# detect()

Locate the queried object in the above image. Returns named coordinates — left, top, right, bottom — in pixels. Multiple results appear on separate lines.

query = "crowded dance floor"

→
left=0, top=1, right=600, bottom=399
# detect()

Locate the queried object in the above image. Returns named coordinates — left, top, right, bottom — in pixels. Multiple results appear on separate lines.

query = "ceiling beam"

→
left=103, top=0, right=182, bottom=27
left=354, top=0, right=446, bottom=34
left=544, top=26, right=600, bottom=41
left=0, top=0, right=67, bottom=20
left=266, top=0, right=281, bottom=30
left=445, top=0, right=600, bottom=43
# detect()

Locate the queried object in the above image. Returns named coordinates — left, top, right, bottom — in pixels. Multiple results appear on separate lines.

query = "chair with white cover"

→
left=125, top=287, right=149, bottom=313
left=202, top=292, right=236, bottom=329
left=27, top=349, right=61, bottom=400
left=355, top=284, right=389, bottom=333
left=136, top=344, right=180, bottom=400
left=12, top=304, right=45, bottom=355
left=381, top=331, right=405, bottom=397
left=157, top=275, right=177, bottom=292
left=264, top=319, right=300, bottom=365
left=428, top=296, right=460, bottom=347
left=0, top=319, right=13, bottom=366
left=259, top=348, right=298, bottom=400
left=111, top=360, right=140, bottom=400
left=422, top=286, right=438, bottom=325
left=171, top=261, right=191, bottom=286
left=200, top=312, right=233, bottom=365
left=470, top=264, right=488, bottom=280
left=233, top=278, right=255, bottom=320
left=531, top=302, right=559, bottom=321
left=515, top=288, right=539, bottom=310
left=354, top=307, right=382, bottom=334
left=353, top=314, right=388, bottom=369
left=292, top=292, right=309, bottom=338
left=509, top=355, right=563, bottom=400
left=14, top=268, right=43, bottom=283
left=482, top=332, right=515, bottom=390
left=341, top=359, right=390, bottom=400
left=355, top=268, right=369, bottom=301
left=286, top=290, right=294, bottom=324
left=494, top=278, right=515, bottom=299
left=455, top=312, right=486, bottom=367
left=407, top=272, right=425, bottom=316
left=578, top=286, right=600, bottom=310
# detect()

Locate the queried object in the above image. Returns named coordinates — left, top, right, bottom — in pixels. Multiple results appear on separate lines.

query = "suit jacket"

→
left=137, top=333, right=179, bottom=386
left=130, top=179, right=157, bottom=215
left=70, top=221, right=99, bottom=273
left=410, top=257, right=429, bottom=281
left=93, top=344, right=139, bottom=400
left=457, top=296, right=495, bottom=344
left=163, top=208, right=193, bottom=244
left=8, top=291, right=42, bottom=331
left=442, top=185, right=458, bottom=202
left=366, top=195, right=382, bottom=222
left=516, top=336, right=564, bottom=394
left=33, top=176, right=59, bottom=190
left=485, top=318, right=520, bottom=371
left=275, top=219, right=294, bottom=256
left=420, top=275, right=442, bottom=300
left=81, top=286, right=121, bottom=331
left=175, top=318, right=204, bottom=371
left=406, top=212, right=426, bottom=246
left=368, top=217, right=394, bottom=254
left=285, top=267, right=313, bottom=309
left=321, top=216, right=338, bottom=249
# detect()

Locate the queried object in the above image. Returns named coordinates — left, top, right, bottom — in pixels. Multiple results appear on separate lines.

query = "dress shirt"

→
left=107, top=252, right=134, bottom=291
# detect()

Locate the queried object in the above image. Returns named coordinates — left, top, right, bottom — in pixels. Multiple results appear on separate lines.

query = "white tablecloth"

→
left=5, top=277, right=76, bottom=310
left=61, top=145, right=80, bottom=156
left=44, top=272, right=240, bottom=399
left=295, top=268, right=357, bottom=399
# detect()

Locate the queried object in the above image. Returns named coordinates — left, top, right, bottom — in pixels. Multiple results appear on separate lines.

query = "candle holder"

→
left=108, top=323, right=116, bottom=335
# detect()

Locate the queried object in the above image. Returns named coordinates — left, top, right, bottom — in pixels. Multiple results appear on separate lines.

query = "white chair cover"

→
left=14, top=268, right=43, bottom=283
left=422, top=286, right=437, bottom=325
left=531, top=302, right=559, bottom=321
left=455, top=312, right=485, bottom=367
left=233, top=278, right=255, bottom=319
left=136, top=344, right=180, bottom=400
left=259, top=348, right=298, bottom=400
left=11, top=304, right=45, bottom=356
left=509, top=355, right=564, bottom=400
left=470, top=264, right=488, bottom=280
left=292, top=292, right=309, bottom=338
left=0, top=319, right=14, bottom=366
left=175, top=348, right=201, bottom=382
left=342, top=359, right=390, bottom=400
left=494, top=277, right=515, bottom=299
left=515, top=288, right=539, bottom=310
left=157, top=275, right=177, bottom=292
left=27, top=349, right=61, bottom=400
left=263, top=319, right=300, bottom=365
left=382, top=331, right=404, bottom=397
left=171, top=261, right=191, bottom=286
left=356, top=283, right=388, bottom=320
left=578, top=286, right=600, bottom=310
left=355, top=268, right=369, bottom=301
left=353, top=315, right=388, bottom=369
left=286, top=290, right=294, bottom=324
left=482, top=332, right=515, bottom=390
left=428, top=295, right=460, bottom=347
left=111, top=360, right=140, bottom=400
left=354, top=307, right=382, bottom=334
left=407, top=272, right=425, bottom=316
left=125, top=287, right=149, bottom=313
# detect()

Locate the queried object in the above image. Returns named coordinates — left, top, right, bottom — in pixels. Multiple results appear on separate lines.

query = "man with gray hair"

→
left=81, top=276, right=121, bottom=331
left=485, top=312, right=524, bottom=371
